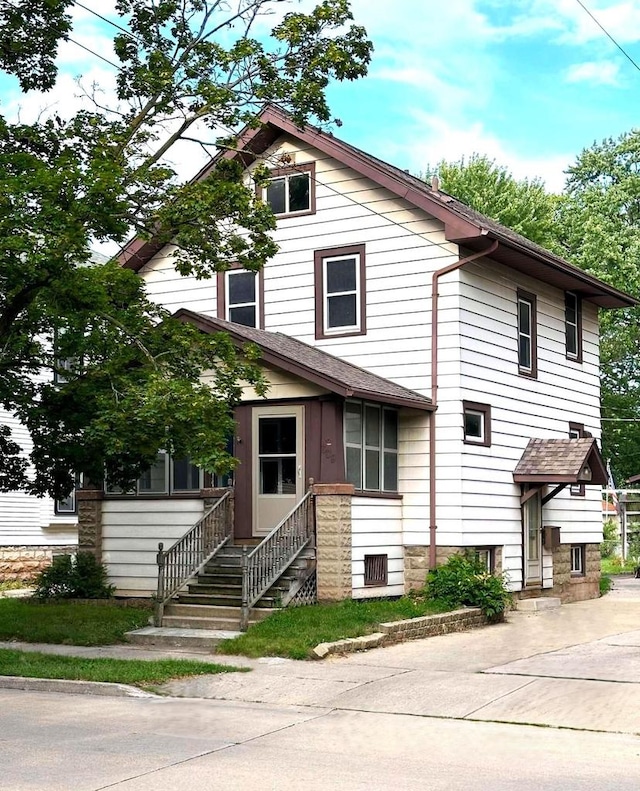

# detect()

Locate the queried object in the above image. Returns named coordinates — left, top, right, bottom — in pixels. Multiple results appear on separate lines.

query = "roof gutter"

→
left=428, top=239, right=499, bottom=569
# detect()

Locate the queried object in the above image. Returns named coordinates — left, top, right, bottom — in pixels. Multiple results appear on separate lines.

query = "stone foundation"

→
left=0, top=545, right=77, bottom=583
left=548, top=543, right=600, bottom=603
left=404, top=545, right=504, bottom=590
left=313, top=483, right=354, bottom=602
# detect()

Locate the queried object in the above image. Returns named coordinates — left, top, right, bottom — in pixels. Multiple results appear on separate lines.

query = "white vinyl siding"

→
left=102, top=498, right=204, bottom=596
left=0, top=406, right=77, bottom=546
left=352, top=497, right=404, bottom=598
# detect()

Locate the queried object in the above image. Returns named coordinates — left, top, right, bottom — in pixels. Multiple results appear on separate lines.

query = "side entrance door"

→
left=252, top=405, right=304, bottom=536
left=523, top=487, right=543, bottom=586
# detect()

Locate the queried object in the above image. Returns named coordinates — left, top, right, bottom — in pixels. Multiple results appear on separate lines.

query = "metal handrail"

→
left=154, top=490, right=232, bottom=626
left=241, top=491, right=315, bottom=630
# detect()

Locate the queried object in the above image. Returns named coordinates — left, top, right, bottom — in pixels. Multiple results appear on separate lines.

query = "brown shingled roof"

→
left=513, top=438, right=606, bottom=485
left=118, top=104, right=637, bottom=309
left=175, top=309, right=434, bottom=411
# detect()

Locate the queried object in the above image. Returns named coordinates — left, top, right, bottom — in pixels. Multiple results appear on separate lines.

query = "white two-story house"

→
left=76, top=104, right=635, bottom=622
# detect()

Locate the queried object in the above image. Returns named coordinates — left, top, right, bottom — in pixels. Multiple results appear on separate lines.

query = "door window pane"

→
left=260, top=457, right=296, bottom=494
left=259, top=417, right=296, bottom=455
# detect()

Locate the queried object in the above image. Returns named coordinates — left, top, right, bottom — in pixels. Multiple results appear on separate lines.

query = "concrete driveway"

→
left=154, top=581, right=640, bottom=735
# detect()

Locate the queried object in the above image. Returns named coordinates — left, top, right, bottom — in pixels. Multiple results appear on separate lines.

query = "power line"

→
left=574, top=0, right=640, bottom=74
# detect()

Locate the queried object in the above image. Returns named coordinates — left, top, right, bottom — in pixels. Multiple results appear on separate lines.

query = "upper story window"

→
left=345, top=401, right=398, bottom=492
left=565, top=291, right=582, bottom=362
left=463, top=401, right=491, bottom=446
left=569, top=422, right=586, bottom=497
left=216, top=267, right=263, bottom=328
left=517, top=290, right=537, bottom=378
left=262, top=163, right=315, bottom=218
left=314, top=244, right=366, bottom=340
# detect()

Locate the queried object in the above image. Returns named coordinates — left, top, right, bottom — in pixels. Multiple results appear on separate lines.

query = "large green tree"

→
left=0, top=0, right=371, bottom=498
left=434, top=154, right=558, bottom=248
left=556, top=132, right=640, bottom=484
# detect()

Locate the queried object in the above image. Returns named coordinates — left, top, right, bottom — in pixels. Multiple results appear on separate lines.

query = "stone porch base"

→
left=0, top=545, right=77, bottom=583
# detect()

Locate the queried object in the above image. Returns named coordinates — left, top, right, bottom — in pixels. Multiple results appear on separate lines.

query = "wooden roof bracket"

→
left=542, top=483, right=567, bottom=506
left=520, top=484, right=544, bottom=505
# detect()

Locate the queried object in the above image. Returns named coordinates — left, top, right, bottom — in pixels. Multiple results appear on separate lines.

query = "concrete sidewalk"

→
left=2, top=578, right=640, bottom=734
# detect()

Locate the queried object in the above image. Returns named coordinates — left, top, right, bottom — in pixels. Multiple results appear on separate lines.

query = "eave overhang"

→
left=175, top=309, right=434, bottom=412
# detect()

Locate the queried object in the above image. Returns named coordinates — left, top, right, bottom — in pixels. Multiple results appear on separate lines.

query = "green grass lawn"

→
left=0, top=599, right=151, bottom=645
left=601, top=557, right=638, bottom=576
left=0, top=648, right=246, bottom=686
left=217, top=597, right=450, bottom=660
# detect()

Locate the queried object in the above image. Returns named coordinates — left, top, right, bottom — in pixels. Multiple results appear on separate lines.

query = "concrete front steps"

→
left=162, top=603, right=276, bottom=631
left=125, top=626, right=241, bottom=650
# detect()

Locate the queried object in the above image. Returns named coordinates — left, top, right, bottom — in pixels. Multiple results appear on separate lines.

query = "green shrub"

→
left=34, top=553, right=115, bottom=600
left=599, top=575, right=612, bottom=596
left=421, top=553, right=512, bottom=623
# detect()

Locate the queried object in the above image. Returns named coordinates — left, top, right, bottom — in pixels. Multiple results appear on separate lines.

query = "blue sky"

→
left=3, top=0, right=640, bottom=194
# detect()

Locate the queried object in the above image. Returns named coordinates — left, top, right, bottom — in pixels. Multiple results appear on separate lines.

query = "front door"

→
left=252, top=405, right=304, bottom=535
left=523, top=487, right=542, bottom=586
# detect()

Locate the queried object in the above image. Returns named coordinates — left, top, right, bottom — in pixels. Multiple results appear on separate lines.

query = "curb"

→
left=0, top=675, right=155, bottom=698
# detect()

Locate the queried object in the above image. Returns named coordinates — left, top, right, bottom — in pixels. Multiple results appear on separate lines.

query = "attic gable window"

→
left=565, top=291, right=582, bottom=362
left=262, top=162, right=315, bottom=218
left=315, top=244, right=366, bottom=339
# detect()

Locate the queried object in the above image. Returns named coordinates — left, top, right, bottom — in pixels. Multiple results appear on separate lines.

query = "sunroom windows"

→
left=107, top=453, right=204, bottom=495
left=345, top=402, right=398, bottom=492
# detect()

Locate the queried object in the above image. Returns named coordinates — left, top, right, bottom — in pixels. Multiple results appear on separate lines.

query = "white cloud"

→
left=386, top=110, right=571, bottom=193
left=565, top=60, right=621, bottom=85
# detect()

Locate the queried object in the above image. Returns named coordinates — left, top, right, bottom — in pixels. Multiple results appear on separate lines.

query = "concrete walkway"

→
left=2, top=577, right=640, bottom=735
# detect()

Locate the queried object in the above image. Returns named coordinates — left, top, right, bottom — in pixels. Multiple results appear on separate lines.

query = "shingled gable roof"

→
left=174, top=309, right=434, bottom=411
left=119, top=104, right=637, bottom=310
left=513, top=438, right=607, bottom=486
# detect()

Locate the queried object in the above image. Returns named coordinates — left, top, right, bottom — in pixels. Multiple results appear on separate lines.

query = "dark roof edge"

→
left=174, top=309, right=435, bottom=412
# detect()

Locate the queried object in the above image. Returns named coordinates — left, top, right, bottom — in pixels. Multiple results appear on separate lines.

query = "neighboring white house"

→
left=76, top=104, right=635, bottom=606
left=0, top=252, right=112, bottom=581
left=0, top=403, right=77, bottom=581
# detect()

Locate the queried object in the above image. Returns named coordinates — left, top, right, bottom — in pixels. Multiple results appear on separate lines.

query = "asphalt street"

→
left=2, top=577, right=640, bottom=790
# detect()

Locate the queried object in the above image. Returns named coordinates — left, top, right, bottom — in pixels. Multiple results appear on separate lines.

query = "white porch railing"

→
left=241, top=491, right=315, bottom=630
left=154, top=491, right=232, bottom=626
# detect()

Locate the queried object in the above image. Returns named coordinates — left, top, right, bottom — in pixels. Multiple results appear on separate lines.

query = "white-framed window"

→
left=344, top=401, right=398, bottom=492
left=475, top=547, right=495, bottom=573
left=55, top=473, right=83, bottom=515
left=517, top=290, right=537, bottom=377
left=106, top=454, right=204, bottom=496
left=226, top=269, right=258, bottom=327
left=263, top=165, right=314, bottom=216
left=571, top=544, right=585, bottom=575
left=463, top=401, right=491, bottom=446
left=314, top=245, right=366, bottom=339
left=569, top=422, right=586, bottom=496
left=565, top=291, right=582, bottom=361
